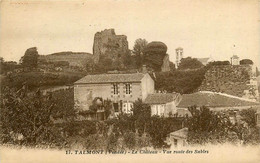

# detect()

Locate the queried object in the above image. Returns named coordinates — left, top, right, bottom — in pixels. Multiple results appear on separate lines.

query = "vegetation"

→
left=187, top=106, right=260, bottom=145
left=155, top=68, right=206, bottom=94
left=240, top=59, right=253, bottom=65
left=132, top=38, right=148, bottom=68
left=208, top=61, right=230, bottom=66
left=0, top=87, right=65, bottom=146
left=0, top=59, right=21, bottom=74
left=178, top=57, right=204, bottom=70
left=1, top=71, right=85, bottom=91
left=20, top=47, right=39, bottom=69
left=1, top=86, right=259, bottom=149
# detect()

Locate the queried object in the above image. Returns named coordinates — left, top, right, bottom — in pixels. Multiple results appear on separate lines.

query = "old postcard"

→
left=0, top=0, right=260, bottom=162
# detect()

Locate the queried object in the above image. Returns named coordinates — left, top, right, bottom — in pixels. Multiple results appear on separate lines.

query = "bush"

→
left=155, top=68, right=206, bottom=94
left=240, top=59, right=253, bottom=65
left=178, top=57, right=204, bottom=70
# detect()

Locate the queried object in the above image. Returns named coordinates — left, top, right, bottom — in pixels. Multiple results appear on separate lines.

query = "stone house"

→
left=74, top=73, right=154, bottom=115
left=165, top=128, right=188, bottom=147
left=177, top=91, right=260, bottom=124
left=144, top=93, right=181, bottom=117
left=177, top=91, right=260, bottom=111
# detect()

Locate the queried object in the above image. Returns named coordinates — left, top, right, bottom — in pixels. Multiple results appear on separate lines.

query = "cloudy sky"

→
left=1, top=0, right=259, bottom=66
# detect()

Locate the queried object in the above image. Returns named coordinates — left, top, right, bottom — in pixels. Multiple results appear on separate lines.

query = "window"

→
left=125, top=83, right=131, bottom=94
left=113, top=84, right=118, bottom=94
left=174, top=139, right=178, bottom=147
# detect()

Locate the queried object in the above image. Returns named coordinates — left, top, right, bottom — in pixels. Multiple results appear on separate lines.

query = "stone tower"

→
left=93, top=29, right=129, bottom=64
left=175, top=47, right=183, bottom=68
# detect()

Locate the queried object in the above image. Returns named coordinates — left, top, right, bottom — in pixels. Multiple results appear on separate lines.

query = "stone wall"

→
left=93, top=29, right=129, bottom=64
left=161, top=54, right=170, bottom=72
left=198, top=65, right=259, bottom=101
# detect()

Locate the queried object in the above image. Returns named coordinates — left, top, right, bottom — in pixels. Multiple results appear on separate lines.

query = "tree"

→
left=178, top=57, right=204, bottom=70
left=132, top=38, right=148, bottom=68
left=133, top=38, right=148, bottom=57
left=187, top=106, right=239, bottom=145
left=155, top=68, right=206, bottom=94
left=239, top=108, right=257, bottom=127
left=169, top=61, right=176, bottom=72
left=0, top=86, right=63, bottom=146
left=240, top=59, right=253, bottom=65
left=206, top=61, right=230, bottom=67
left=21, top=47, right=39, bottom=69
left=186, top=106, right=260, bottom=145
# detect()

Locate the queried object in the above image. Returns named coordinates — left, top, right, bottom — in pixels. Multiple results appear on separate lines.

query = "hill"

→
left=38, top=51, right=93, bottom=68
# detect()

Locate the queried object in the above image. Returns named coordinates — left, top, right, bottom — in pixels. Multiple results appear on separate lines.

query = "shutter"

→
left=129, top=84, right=132, bottom=94
left=123, top=84, right=126, bottom=94
left=111, top=84, right=114, bottom=94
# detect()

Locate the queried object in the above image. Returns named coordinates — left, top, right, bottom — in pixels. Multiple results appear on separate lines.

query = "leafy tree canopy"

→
left=178, top=57, right=204, bottom=70
left=240, top=59, right=253, bottom=65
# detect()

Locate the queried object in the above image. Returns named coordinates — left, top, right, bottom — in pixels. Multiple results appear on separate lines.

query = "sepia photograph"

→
left=0, top=0, right=260, bottom=162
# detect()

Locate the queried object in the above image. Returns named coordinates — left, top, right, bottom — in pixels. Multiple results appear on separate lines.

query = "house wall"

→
left=74, top=82, right=143, bottom=111
left=74, top=73, right=155, bottom=111
left=170, top=137, right=187, bottom=148
left=141, top=73, right=155, bottom=101
left=151, top=101, right=177, bottom=117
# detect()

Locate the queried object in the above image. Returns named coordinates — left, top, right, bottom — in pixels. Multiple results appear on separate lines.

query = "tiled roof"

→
left=74, top=73, right=146, bottom=84
left=231, top=55, right=239, bottom=59
left=170, top=128, right=188, bottom=139
left=177, top=91, right=260, bottom=108
left=196, top=57, right=209, bottom=63
left=144, top=93, right=180, bottom=104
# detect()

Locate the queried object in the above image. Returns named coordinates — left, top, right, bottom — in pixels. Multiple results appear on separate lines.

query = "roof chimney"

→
left=142, top=65, right=147, bottom=73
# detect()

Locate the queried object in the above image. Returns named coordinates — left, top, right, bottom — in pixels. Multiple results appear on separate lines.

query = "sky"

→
left=0, top=0, right=259, bottom=67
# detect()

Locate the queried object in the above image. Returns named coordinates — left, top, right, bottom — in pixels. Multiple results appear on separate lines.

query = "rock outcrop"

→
left=198, top=65, right=259, bottom=101
left=93, top=29, right=129, bottom=64
left=161, top=54, right=170, bottom=72
left=143, top=41, right=170, bottom=72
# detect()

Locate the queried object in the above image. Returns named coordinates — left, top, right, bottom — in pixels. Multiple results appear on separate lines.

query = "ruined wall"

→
left=161, top=54, right=170, bottom=72
left=93, top=29, right=129, bottom=64
left=198, top=65, right=259, bottom=101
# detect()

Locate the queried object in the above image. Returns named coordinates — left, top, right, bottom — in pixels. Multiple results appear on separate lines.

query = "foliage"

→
left=0, top=86, right=64, bottom=146
left=132, top=38, right=148, bottom=68
left=240, top=59, right=253, bottom=65
left=155, top=68, right=206, bottom=94
left=239, top=108, right=257, bottom=127
left=208, top=61, right=230, bottom=66
left=21, top=47, right=39, bottom=69
left=169, top=61, right=176, bottom=72
left=58, top=120, right=97, bottom=137
left=133, top=38, right=148, bottom=56
left=187, top=106, right=260, bottom=145
left=53, top=61, right=70, bottom=67
left=1, top=71, right=84, bottom=91
left=178, top=57, right=204, bottom=70
left=0, top=59, right=21, bottom=74
left=187, top=106, right=239, bottom=145
left=51, top=88, right=75, bottom=120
